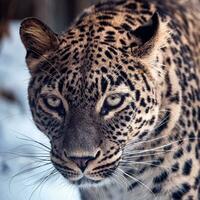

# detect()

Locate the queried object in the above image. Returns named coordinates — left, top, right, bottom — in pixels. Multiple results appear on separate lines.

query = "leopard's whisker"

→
left=109, top=168, right=128, bottom=189
left=117, top=168, right=156, bottom=198
left=9, top=162, right=53, bottom=193
left=11, top=162, right=52, bottom=179
left=1, top=150, right=50, bottom=157
left=114, top=169, right=131, bottom=189
left=28, top=168, right=57, bottom=200
left=16, top=135, right=50, bottom=150
left=123, top=149, right=178, bottom=158
left=124, top=136, right=199, bottom=156
left=19, top=166, right=55, bottom=183
left=153, top=111, right=171, bottom=130
left=120, top=160, right=171, bottom=171
left=125, top=134, right=169, bottom=147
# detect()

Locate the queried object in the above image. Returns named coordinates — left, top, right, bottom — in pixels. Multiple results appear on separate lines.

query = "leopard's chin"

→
left=59, top=169, right=115, bottom=188
left=71, top=177, right=103, bottom=187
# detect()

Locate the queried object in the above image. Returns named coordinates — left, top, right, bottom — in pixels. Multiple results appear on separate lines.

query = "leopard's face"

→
left=20, top=11, right=167, bottom=187
left=28, top=54, right=159, bottom=186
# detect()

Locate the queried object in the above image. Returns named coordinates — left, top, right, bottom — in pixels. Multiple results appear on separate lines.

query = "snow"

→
left=0, top=21, right=80, bottom=200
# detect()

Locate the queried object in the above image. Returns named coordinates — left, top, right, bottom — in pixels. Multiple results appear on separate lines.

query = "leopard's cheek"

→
left=28, top=97, right=64, bottom=138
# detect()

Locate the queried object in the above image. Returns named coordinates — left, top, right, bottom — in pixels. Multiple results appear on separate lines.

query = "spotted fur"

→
left=20, top=0, right=200, bottom=199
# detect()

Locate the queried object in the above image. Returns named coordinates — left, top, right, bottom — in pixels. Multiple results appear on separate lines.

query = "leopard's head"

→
left=20, top=10, right=173, bottom=188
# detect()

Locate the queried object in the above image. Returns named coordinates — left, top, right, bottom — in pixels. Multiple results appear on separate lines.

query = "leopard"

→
left=19, top=0, right=200, bottom=199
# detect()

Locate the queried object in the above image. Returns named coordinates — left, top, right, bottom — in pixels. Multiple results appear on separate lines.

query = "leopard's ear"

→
left=20, top=18, right=58, bottom=72
left=131, top=12, right=169, bottom=79
left=131, top=12, right=168, bottom=57
left=20, top=18, right=58, bottom=54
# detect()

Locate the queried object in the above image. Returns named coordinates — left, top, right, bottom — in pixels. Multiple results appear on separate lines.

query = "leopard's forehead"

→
left=56, top=0, right=156, bottom=69
left=36, top=54, right=150, bottom=109
left=38, top=1, right=157, bottom=106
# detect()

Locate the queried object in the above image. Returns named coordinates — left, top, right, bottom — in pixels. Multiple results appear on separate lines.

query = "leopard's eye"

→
left=106, top=94, right=123, bottom=107
left=100, top=93, right=126, bottom=116
left=42, top=95, right=62, bottom=109
left=47, top=96, right=61, bottom=108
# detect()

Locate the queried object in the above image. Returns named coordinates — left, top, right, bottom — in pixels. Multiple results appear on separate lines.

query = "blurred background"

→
left=0, top=0, right=98, bottom=200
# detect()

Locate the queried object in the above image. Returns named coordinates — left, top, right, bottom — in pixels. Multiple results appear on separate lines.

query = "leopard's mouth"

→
left=69, top=169, right=116, bottom=187
left=52, top=160, right=118, bottom=187
left=51, top=147, right=122, bottom=187
left=71, top=177, right=102, bottom=187
left=58, top=169, right=113, bottom=187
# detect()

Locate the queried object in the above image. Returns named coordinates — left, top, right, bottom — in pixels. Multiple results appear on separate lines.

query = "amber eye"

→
left=100, top=93, right=126, bottom=116
left=106, top=94, right=123, bottom=107
left=46, top=96, right=61, bottom=107
left=42, top=95, right=62, bottom=109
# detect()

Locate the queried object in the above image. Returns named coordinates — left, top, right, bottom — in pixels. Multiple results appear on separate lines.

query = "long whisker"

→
left=117, top=168, right=156, bottom=199
left=32, top=167, right=56, bottom=184
left=120, top=160, right=171, bottom=171
left=11, top=162, right=52, bottom=179
left=125, top=134, right=169, bottom=148
left=1, top=150, right=49, bottom=157
left=38, top=169, right=58, bottom=198
left=125, top=109, right=172, bottom=148
left=28, top=169, right=57, bottom=200
left=123, top=147, right=179, bottom=158
left=20, top=166, right=54, bottom=184
left=1, top=152, right=50, bottom=163
left=124, top=136, right=197, bottom=156
left=9, top=162, right=52, bottom=193
left=16, top=135, right=50, bottom=150
left=111, top=169, right=129, bottom=189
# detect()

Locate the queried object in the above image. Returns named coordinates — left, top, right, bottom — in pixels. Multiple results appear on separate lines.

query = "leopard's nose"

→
left=68, top=150, right=101, bottom=172
left=68, top=156, right=95, bottom=172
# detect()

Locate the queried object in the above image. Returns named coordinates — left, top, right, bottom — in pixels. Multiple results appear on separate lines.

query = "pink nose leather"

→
left=69, top=156, right=95, bottom=172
